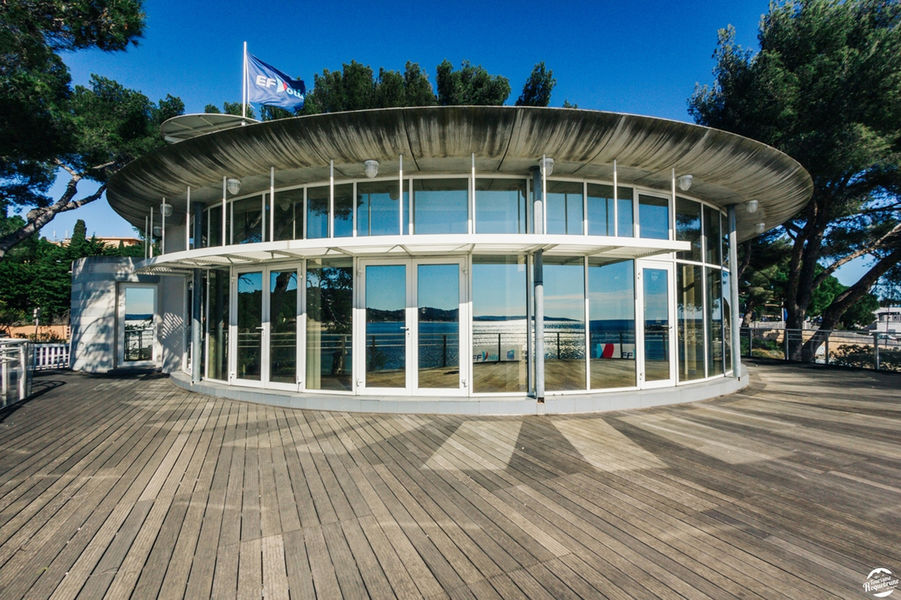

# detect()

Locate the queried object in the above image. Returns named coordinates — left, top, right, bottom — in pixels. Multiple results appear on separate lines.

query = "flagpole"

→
left=242, top=41, right=247, bottom=120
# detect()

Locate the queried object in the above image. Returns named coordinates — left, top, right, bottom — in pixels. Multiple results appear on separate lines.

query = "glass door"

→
left=268, top=269, right=298, bottom=389
left=359, top=259, right=466, bottom=394
left=639, top=262, right=675, bottom=387
left=363, top=263, right=409, bottom=390
left=234, top=270, right=263, bottom=384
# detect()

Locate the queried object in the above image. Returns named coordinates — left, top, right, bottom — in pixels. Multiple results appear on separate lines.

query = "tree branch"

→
left=812, top=222, right=901, bottom=289
left=0, top=180, right=107, bottom=258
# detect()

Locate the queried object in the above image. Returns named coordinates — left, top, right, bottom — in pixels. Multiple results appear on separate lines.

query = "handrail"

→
left=0, top=338, right=32, bottom=407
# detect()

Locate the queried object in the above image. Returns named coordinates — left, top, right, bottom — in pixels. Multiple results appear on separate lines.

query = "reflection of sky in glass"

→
left=617, top=197, right=633, bottom=237
left=414, top=180, right=467, bottom=234
left=472, top=260, right=526, bottom=317
left=124, top=287, right=155, bottom=315
left=544, top=263, right=585, bottom=322
left=358, top=183, right=400, bottom=236
left=475, top=182, right=526, bottom=234
left=546, top=182, right=582, bottom=235
left=643, top=268, right=669, bottom=321
left=238, top=271, right=262, bottom=293
left=639, top=195, right=669, bottom=239
left=589, top=260, right=634, bottom=320
left=418, top=264, right=458, bottom=311
left=366, top=265, right=405, bottom=311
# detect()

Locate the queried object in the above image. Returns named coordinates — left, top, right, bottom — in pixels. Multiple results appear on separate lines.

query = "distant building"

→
left=69, top=107, right=812, bottom=413
left=871, top=306, right=901, bottom=334
left=53, top=236, right=142, bottom=249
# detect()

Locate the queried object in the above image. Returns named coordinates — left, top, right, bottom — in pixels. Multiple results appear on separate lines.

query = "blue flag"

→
left=246, top=54, right=305, bottom=110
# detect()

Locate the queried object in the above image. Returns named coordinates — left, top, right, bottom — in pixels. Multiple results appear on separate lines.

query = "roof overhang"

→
left=110, top=106, right=813, bottom=242
left=135, top=235, right=691, bottom=273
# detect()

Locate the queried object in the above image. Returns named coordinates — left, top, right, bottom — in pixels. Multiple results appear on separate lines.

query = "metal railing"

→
left=32, top=343, right=70, bottom=370
left=741, top=327, right=901, bottom=372
left=0, top=338, right=32, bottom=407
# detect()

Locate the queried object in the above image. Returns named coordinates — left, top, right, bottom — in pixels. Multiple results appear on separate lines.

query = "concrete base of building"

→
left=169, top=368, right=749, bottom=415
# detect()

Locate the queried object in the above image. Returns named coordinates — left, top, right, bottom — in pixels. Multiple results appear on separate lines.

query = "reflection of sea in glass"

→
left=418, top=264, right=459, bottom=389
left=643, top=268, right=671, bottom=382
left=589, top=259, right=636, bottom=388
left=123, top=286, right=155, bottom=362
left=544, top=259, right=586, bottom=391
left=472, top=256, right=528, bottom=393
left=365, top=265, right=406, bottom=387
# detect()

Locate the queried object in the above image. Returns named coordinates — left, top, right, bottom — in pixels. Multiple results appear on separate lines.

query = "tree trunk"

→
left=800, top=247, right=901, bottom=361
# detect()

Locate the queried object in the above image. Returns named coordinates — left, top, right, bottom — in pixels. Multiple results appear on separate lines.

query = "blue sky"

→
left=43, top=0, right=864, bottom=284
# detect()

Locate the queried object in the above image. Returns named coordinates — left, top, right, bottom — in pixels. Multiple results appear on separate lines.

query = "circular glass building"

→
left=90, top=106, right=811, bottom=413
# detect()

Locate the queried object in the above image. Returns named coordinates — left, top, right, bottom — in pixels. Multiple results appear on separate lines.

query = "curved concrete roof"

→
left=107, top=106, right=812, bottom=241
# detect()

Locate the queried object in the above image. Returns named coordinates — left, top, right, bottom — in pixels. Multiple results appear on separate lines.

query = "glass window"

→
left=274, top=188, right=303, bottom=241
left=589, top=259, right=636, bottom=388
left=122, top=286, right=155, bottom=362
left=723, top=270, right=732, bottom=373
left=307, top=186, right=329, bottom=239
left=236, top=271, right=263, bottom=380
left=546, top=181, right=583, bottom=235
left=205, top=268, right=229, bottom=380
left=587, top=184, right=615, bottom=236
left=544, top=258, right=586, bottom=391
left=232, top=195, right=264, bottom=244
left=677, top=264, right=705, bottom=381
left=306, top=258, right=353, bottom=390
left=357, top=180, right=400, bottom=236
left=413, top=179, right=468, bottom=234
left=333, top=183, right=353, bottom=237
left=208, top=205, right=223, bottom=246
left=639, top=194, right=669, bottom=239
left=270, top=270, right=297, bottom=383
left=704, top=206, right=722, bottom=265
left=472, top=256, right=528, bottom=393
left=706, top=267, right=724, bottom=376
left=365, top=265, right=406, bottom=388
left=475, top=178, right=527, bottom=234
left=676, top=197, right=702, bottom=261
left=418, top=264, right=460, bottom=389
left=617, top=187, right=634, bottom=237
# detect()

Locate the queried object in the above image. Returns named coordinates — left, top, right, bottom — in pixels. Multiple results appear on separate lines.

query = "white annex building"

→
left=69, top=106, right=812, bottom=413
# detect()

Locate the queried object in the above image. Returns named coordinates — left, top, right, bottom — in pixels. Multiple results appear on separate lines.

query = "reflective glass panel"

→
left=643, top=268, right=671, bottom=382
left=357, top=180, right=400, bottom=236
left=546, top=181, right=583, bottom=235
left=589, top=259, right=636, bottom=388
left=418, top=264, right=459, bottom=388
left=676, top=197, right=702, bottom=261
left=208, top=205, right=222, bottom=246
left=706, top=267, right=724, bottom=375
left=236, top=271, right=263, bottom=380
left=639, top=194, right=669, bottom=239
left=475, top=178, right=527, bottom=234
left=270, top=270, right=297, bottom=384
left=365, top=265, right=406, bottom=387
left=274, top=188, right=303, bottom=241
left=677, top=264, right=705, bottom=381
left=232, top=195, right=264, bottom=244
left=723, top=270, right=732, bottom=373
left=472, top=256, right=528, bottom=393
left=333, top=183, right=353, bottom=238
left=544, top=258, right=586, bottom=391
left=617, top=187, right=634, bottom=237
left=587, top=184, right=615, bottom=236
left=413, top=179, right=468, bottom=234
left=307, top=186, right=329, bottom=239
left=206, top=268, right=229, bottom=379
left=123, top=286, right=155, bottom=362
left=305, top=259, right=352, bottom=390
left=705, top=206, right=722, bottom=265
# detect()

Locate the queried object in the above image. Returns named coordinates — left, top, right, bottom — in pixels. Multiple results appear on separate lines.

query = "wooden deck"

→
left=0, top=362, right=898, bottom=599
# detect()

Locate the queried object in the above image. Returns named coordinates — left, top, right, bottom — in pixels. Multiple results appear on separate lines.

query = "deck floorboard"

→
left=0, top=362, right=896, bottom=598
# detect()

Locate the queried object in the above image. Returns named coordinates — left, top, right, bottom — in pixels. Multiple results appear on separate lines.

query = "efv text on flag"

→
left=246, top=54, right=305, bottom=110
